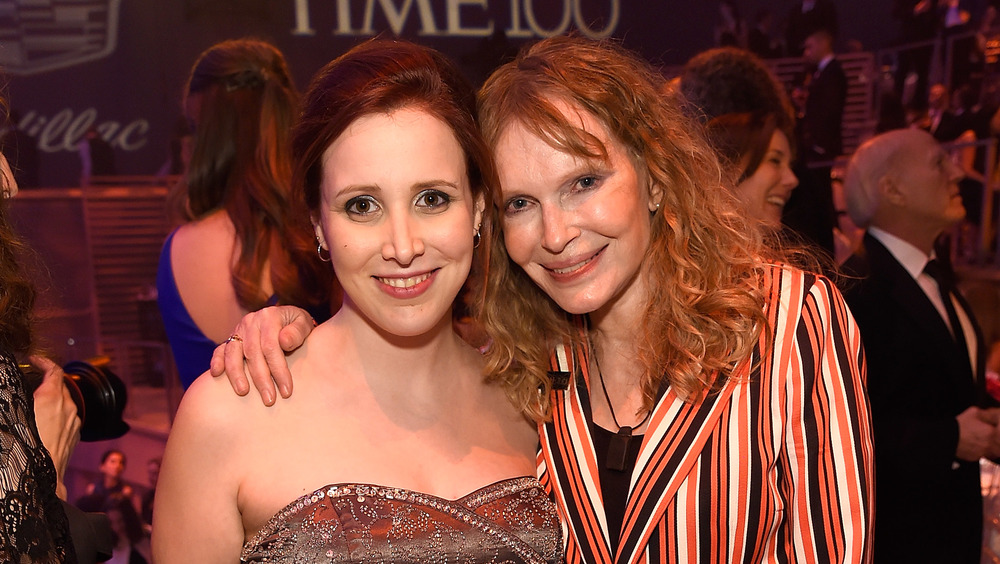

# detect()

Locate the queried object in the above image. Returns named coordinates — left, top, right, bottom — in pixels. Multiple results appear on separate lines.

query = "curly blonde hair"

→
left=476, top=36, right=768, bottom=419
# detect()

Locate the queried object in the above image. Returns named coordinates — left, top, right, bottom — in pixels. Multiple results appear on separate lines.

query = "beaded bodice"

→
left=240, top=476, right=564, bottom=563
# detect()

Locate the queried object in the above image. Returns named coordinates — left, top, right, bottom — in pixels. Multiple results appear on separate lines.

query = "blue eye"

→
left=574, top=175, right=605, bottom=191
left=504, top=197, right=531, bottom=215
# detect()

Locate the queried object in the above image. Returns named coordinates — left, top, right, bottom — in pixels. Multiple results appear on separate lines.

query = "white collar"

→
left=817, top=54, right=835, bottom=72
left=868, top=226, right=932, bottom=281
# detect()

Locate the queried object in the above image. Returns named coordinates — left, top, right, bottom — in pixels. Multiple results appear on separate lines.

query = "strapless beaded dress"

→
left=240, top=476, right=564, bottom=563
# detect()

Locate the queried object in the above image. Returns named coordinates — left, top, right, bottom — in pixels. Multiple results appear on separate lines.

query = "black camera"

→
left=23, top=356, right=131, bottom=442
left=60, top=357, right=130, bottom=442
left=18, top=356, right=129, bottom=442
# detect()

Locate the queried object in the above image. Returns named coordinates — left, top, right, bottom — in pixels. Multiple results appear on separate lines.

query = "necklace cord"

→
left=593, top=344, right=652, bottom=431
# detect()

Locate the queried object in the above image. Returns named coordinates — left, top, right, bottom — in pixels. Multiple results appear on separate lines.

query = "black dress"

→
left=0, top=351, right=76, bottom=562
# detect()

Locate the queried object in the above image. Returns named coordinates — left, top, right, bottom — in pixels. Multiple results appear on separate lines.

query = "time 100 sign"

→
left=292, top=0, right=621, bottom=39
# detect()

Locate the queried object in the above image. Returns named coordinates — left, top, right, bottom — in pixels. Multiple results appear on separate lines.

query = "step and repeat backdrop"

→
left=0, top=0, right=888, bottom=187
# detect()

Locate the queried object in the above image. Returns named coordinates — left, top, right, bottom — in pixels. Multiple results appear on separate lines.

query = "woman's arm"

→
left=152, top=374, right=247, bottom=561
left=209, top=305, right=315, bottom=405
left=785, top=274, right=874, bottom=562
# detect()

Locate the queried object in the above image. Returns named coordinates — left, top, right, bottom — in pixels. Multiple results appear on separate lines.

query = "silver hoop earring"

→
left=317, top=242, right=331, bottom=262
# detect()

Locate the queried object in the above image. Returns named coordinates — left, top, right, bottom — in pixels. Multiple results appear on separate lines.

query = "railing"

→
left=10, top=182, right=182, bottom=431
left=662, top=51, right=880, bottom=158
left=764, top=51, right=878, bottom=156
left=875, top=29, right=985, bottom=93
left=89, top=174, right=180, bottom=187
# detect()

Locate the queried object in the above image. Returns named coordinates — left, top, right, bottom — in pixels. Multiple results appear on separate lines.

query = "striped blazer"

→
left=539, top=265, right=875, bottom=563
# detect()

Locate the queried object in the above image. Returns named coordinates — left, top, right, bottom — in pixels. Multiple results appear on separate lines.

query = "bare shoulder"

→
left=171, top=212, right=234, bottom=256
left=156, top=370, right=250, bottom=561
left=160, top=371, right=263, bottom=494
left=172, top=370, right=263, bottom=440
left=169, top=214, right=235, bottom=287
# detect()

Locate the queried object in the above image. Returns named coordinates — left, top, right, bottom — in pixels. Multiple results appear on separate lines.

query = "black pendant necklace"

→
left=593, top=347, right=651, bottom=472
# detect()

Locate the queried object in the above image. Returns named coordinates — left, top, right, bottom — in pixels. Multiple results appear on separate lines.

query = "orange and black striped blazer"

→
left=539, top=265, right=875, bottom=563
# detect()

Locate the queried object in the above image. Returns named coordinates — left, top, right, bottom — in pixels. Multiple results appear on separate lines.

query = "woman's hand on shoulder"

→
left=209, top=305, right=315, bottom=405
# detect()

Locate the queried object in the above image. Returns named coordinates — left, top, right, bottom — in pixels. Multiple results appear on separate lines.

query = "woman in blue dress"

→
left=156, top=38, right=331, bottom=388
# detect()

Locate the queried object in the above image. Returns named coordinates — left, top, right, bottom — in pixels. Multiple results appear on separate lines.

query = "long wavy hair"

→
left=183, top=38, right=328, bottom=311
left=0, top=92, right=35, bottom=359
left=0, top=180, right=34, bottom=359
left=477, top=36, right=769, bottom=417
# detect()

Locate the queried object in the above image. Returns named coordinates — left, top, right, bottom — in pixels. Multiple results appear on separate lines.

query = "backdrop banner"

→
left=0, top=0, right=888, bottom=186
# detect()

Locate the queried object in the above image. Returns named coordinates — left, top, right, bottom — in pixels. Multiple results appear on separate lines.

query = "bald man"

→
left=842, top=128, right=1000, bottom=563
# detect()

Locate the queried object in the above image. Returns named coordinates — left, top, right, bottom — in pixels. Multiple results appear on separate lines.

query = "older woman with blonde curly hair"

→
left=213, top=35, right=874, bottom=563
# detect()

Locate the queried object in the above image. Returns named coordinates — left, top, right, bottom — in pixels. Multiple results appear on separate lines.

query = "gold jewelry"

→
left=226, top=334, right=243, bottom=344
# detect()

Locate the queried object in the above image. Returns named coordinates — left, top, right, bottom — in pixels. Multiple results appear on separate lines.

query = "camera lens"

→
left=61, top=358, right=130, bottom=442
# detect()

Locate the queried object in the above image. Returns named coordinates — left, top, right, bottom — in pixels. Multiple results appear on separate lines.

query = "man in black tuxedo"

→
left=800, top=27, right=846, bottom=167
left=783, top=27, right=846, bottom=255
left=842, top=128, right=1000, bottom=563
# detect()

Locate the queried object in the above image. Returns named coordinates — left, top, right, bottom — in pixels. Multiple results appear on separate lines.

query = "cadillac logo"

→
left=0, top=0, right=121, bottom=76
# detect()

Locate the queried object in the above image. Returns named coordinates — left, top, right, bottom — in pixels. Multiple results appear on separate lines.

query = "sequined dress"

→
left=240, top=476, right=564, bottom=563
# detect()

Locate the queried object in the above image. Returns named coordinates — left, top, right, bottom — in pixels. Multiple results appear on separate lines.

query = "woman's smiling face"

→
left=493, top=101, right=657, bottom=317
left=735, top=129, right=798, bottom=226
left=314, top=107, right=481, bottom=337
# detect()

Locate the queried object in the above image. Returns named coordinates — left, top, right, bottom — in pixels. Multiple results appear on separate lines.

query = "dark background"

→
left=0, top=0, right=906, bottom=186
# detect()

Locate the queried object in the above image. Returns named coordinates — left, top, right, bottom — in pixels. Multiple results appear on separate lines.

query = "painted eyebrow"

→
left=334, top=184, right=381, bottom=195
left=413, top=179, right=461, bottom=191
left=332, top=180, right=460, bottom=199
